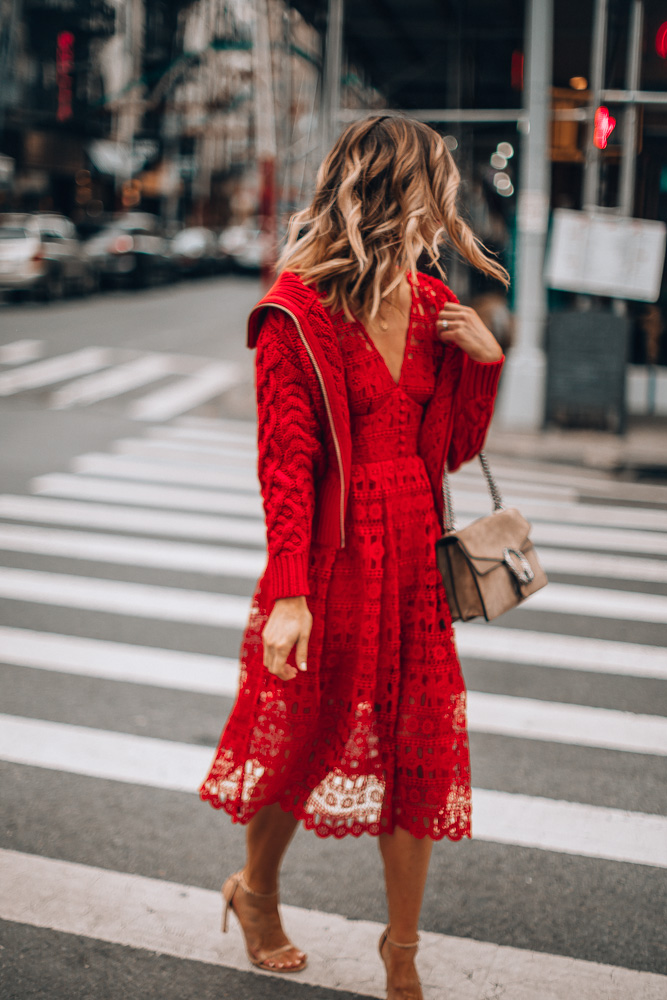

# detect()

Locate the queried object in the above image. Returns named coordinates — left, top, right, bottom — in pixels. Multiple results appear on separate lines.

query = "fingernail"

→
left=299, top=661, right=307, bottom=671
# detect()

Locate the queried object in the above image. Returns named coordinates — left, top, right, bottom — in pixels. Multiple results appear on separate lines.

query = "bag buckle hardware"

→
left=502, top=547, right=535, bottom=586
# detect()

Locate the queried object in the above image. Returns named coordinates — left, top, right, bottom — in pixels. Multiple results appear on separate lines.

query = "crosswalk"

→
left=1, top=413, right=666, bottom=998
left=0, top=339, right=245, bottom=421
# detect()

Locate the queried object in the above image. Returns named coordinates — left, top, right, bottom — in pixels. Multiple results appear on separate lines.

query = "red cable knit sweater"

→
left=248, top=270, right=504, bottom=603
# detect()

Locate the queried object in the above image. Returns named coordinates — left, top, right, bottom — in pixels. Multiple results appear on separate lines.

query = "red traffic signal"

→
left=656, top=22, right=667, bottom=58
left=594, top=106, right=616, bottom=148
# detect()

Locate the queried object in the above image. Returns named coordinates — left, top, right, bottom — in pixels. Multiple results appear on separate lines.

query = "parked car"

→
left=170, top=226, right=222, bottom=279
left=0, top=212, right=98, bottom=301
left=84, top=213, right=173, bottom=289
left=219, top=224, right=268, bottom=273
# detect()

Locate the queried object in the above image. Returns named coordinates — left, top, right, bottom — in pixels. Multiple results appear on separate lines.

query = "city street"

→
left=0, top=278, right=666, bottom=1000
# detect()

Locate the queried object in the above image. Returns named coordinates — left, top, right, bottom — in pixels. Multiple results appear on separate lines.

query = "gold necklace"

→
left=370, top=278, right=408, bottom=332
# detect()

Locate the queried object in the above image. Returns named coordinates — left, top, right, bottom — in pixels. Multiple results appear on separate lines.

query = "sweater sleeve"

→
left=438, top=286, right=505, bottom=473
left=254, top=309, right=326, bottom=601
left=447, top=351, right=504, bottom=472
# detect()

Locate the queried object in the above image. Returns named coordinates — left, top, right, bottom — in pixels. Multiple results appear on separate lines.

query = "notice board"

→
left=544, top=209, right=666, bottom=302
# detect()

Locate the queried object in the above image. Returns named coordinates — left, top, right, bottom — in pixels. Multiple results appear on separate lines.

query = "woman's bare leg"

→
left=245, top=800, right=299, bottom=892
left=378, top=827, right=433, bottom=997
left=228, top=802, right=304, bottom=970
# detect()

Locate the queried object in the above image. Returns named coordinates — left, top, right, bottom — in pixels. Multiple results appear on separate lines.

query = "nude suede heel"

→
left=221, top=870, right=307, bottom=973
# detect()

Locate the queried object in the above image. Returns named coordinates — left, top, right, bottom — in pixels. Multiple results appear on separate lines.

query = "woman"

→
left=200, top=114, right=509, bottom=1000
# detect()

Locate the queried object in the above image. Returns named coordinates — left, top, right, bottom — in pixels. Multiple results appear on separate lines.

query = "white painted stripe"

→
left=144, top=428, right=667, bottom=506
left=454, top=474, right=577, bottom=500
left=0, top=626, right=240, bottom=694
left=0, top=347, right=111, bottom=395
left=530, top=522, right=667, bottom=556
left=141, top=350, right=238, bottom=375
left=456, top=496, right=667, bottom=532
left=484, top=456, right=611, bottom=482
left=106, top=441, right=667, bottom=533
left=129, top=361, right=241, bottom=421
left=0, top=523, right=266, bottom=577
left=150, top=441, right=569, bottom=502
left=520, top=582, right=667, bottom=624
left=537, top=547, right=667, bottom=583
left=113, top=436, right=256, bottom=463
left=68, top=454, right=260, bottom=492
left=1, top=566, right=664, bottom=627
left=50, top=354, right=173, bottom=408
left=2, top=521, right=664, bottom=587
left=149, top=431, right=580, bottom=500
left=1, top=716, right=665, bottom=867
left=0, top=716, right=211, bottom=792
left=173, top=419, right=663, bottom=503
left=466, top=691, right=667, bottom=756
left=3, top=626, right=663, bottom=756
left=0, top=339, right=43, bottom=365
left=455, top=625, right=667, bottom=680
left=129, top=437, right=577, bottom=499
left=487, top=455, right=667, bottom=501
left=0, top=494, right=265, bottom=541
left=166, top=418, right=666, bottom=503
left=30, top=473, right=262, bottom=514
left=147, top=424, right=260, bottom=446
left=28, top=472, right=667, bottom=557
left=4, top=623, right=666, bottom=705
left=3, top=851, right=666, bottom=1000
left=0, top=568, right=250, bottom=627
left=5, top=853, right=666, bottom=1000
left=471, top=788, right=667, bottom=867
left=113, top=444, right=667, bottom=524
left=175, top=414, right=256, bottom=435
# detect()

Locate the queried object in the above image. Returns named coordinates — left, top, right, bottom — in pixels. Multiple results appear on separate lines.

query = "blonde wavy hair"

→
left=278, top=114, right=510, bottom=322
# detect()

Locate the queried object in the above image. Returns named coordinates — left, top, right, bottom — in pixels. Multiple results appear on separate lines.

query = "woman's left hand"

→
left=436, top=303, right=504, bottom=363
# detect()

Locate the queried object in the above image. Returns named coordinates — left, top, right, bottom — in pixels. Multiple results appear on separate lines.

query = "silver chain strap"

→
left=442, top=450, right=505, bottom=533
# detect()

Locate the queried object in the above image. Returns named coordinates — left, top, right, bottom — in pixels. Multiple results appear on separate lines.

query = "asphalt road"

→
left=0, top=277, right=666, bottom=1000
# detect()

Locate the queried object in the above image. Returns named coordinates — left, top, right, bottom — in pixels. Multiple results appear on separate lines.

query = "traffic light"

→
left=656, top=21, right=667, bottom=58
left=56, top=31, right=75, bottom=122
left=593, top=106, right=616, bottom=149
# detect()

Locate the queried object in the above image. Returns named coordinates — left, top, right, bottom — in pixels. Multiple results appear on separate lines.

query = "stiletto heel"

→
left=220, top=869, right=307, bottom=973
left=379, top=925, right=422, bottom=1000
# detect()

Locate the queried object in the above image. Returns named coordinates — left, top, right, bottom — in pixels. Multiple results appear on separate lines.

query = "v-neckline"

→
left=357, top=276, right=415, bottom=387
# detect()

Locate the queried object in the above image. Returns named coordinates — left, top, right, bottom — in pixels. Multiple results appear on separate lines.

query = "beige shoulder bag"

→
left=435, top=452, right=548, bottom=622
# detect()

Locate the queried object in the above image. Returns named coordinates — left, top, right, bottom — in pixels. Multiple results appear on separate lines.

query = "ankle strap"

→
left=385, top=927, right=420, bottom=949
left=239, top=871, right=279, bottom=898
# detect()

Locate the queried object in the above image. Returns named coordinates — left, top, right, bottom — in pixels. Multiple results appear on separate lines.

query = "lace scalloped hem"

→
left=198, top=783, right=472, bottom=844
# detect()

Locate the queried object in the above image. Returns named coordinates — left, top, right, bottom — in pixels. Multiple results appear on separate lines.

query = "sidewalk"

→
left=486, top=418, right=667, bottom=478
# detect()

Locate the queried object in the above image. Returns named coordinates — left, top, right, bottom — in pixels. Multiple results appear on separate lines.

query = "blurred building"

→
left=0, top=0, right=117, bottom=217
left=0, top=0, right=379, bottom=231
left=2, top=0, right=667, bottom=424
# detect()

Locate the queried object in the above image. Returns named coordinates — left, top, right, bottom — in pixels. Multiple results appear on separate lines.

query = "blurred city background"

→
left=0, top=0, right=666, bottom=442
left=1, top=3, right=666, bottom=1000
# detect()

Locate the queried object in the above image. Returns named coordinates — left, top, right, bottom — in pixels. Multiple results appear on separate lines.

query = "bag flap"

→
left=440, top=508, right=534, bottom=576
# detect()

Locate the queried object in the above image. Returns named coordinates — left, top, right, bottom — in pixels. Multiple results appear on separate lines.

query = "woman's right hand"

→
left=262, top=595, right=312, bottom=681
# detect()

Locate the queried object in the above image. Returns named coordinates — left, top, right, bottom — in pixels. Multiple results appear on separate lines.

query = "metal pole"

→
left=618, top=0, right=643, bottom=218
left=495, top=0, right=552, bottom=431
left=582, top=0, right=609, bottom=210
left=321, top=0, right=343, bottom=160
left=252, top=0, right=277, bottom=163
left=253, top=0, right=277, bottom=285
left=610, top=0, right=644, bottom=319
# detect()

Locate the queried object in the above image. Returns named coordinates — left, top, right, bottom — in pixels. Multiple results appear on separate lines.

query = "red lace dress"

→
left=200, top=277, right=477, bottom=841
